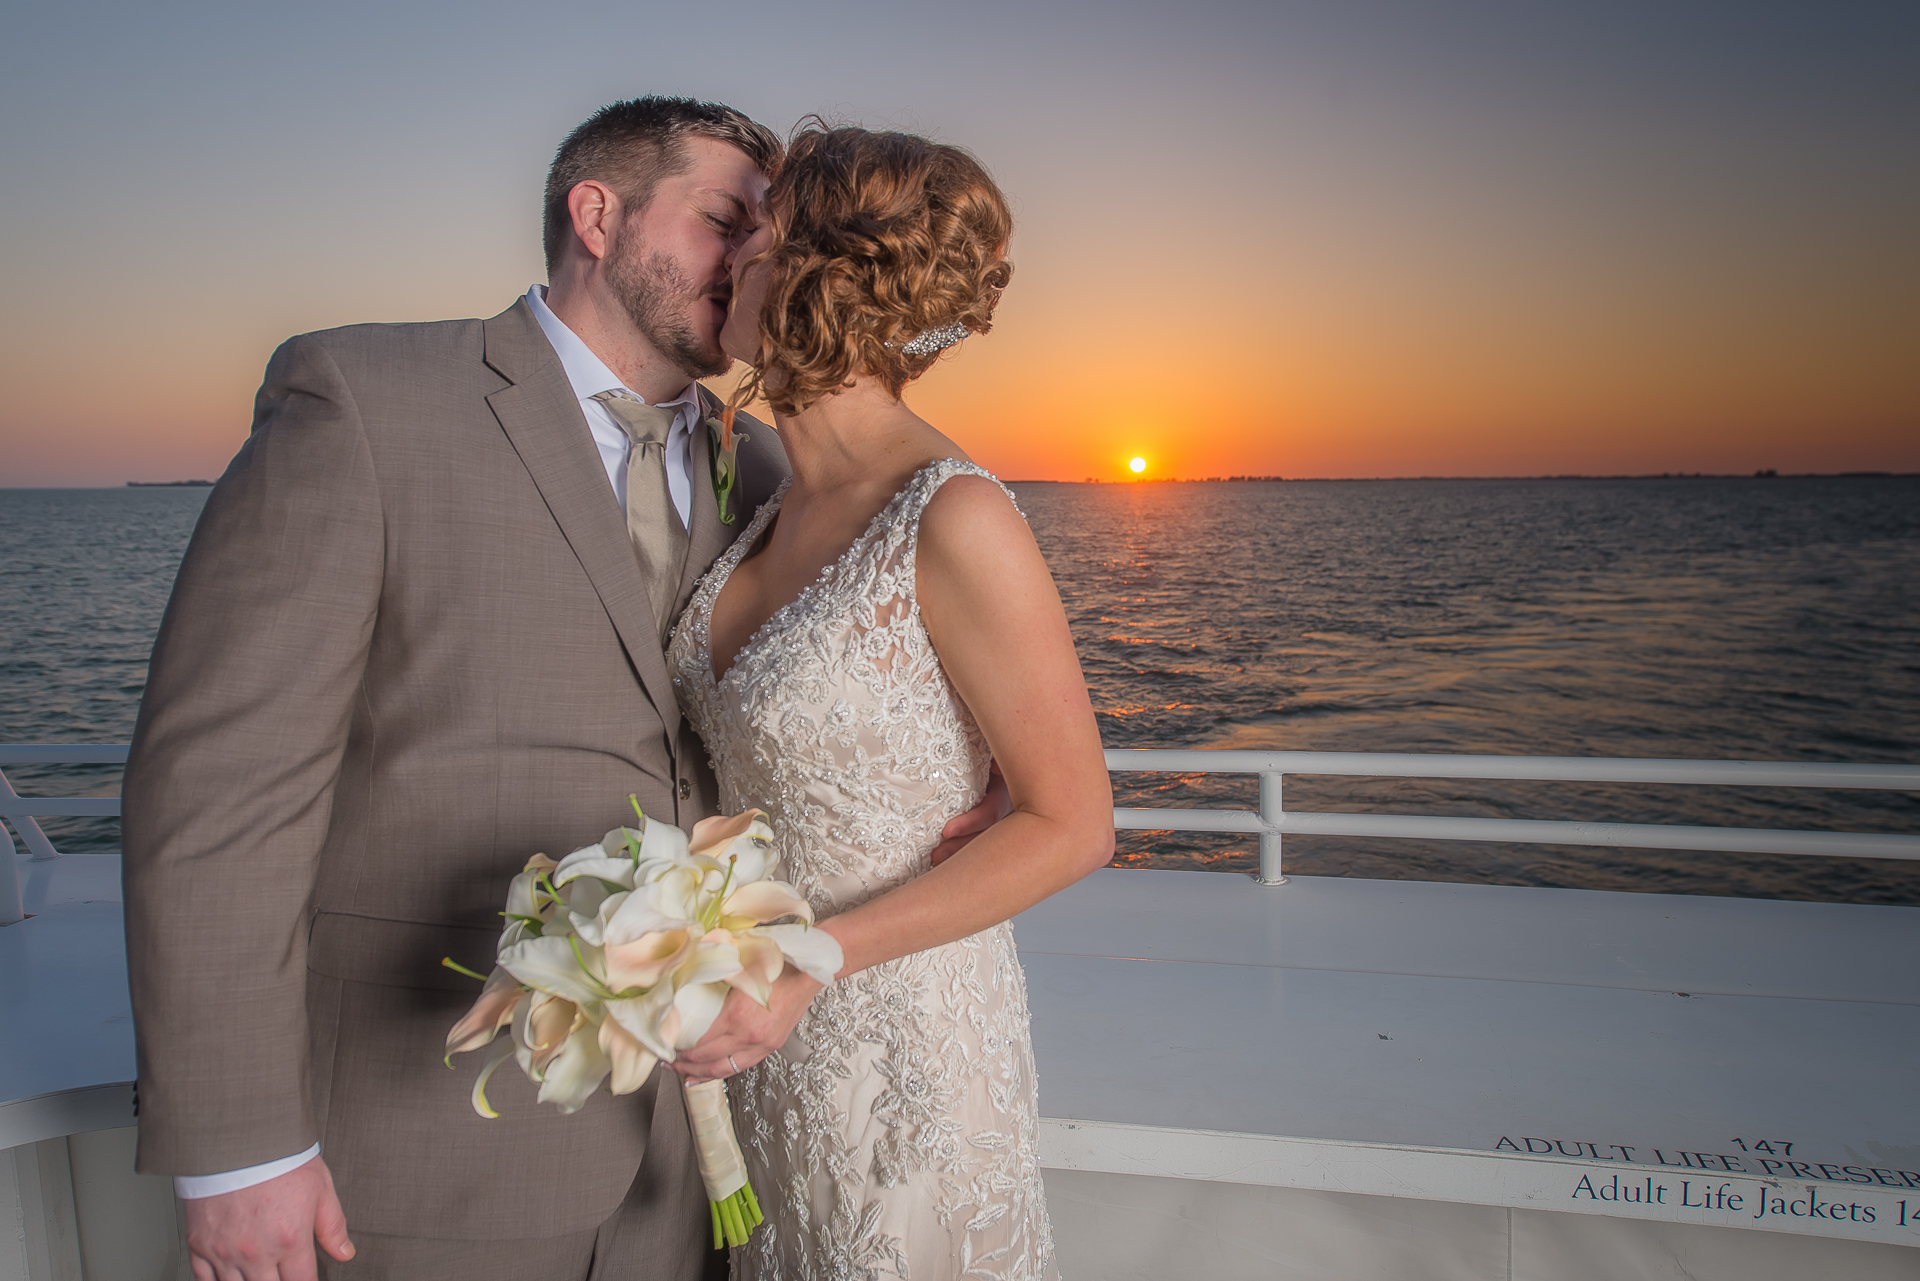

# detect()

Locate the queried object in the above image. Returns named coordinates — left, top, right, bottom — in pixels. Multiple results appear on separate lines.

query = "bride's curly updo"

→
left=740, top=125, right=1013, bottom=415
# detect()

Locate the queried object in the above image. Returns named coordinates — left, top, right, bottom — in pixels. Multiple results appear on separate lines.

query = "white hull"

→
left=9, top=1133, right=1919, bottom=1281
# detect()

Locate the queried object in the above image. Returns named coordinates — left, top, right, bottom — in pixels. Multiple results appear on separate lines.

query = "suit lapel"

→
left=483, top=300, right=681, bottom=736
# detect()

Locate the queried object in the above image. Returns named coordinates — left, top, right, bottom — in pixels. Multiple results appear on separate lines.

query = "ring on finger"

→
left=727, top=1054, right=741, bottom=1075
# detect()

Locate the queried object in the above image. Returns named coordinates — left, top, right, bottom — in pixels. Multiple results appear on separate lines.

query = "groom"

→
left=124, top=98, right=803, bottom=1280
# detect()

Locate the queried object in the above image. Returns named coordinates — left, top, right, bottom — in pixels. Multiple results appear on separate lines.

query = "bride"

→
left=665, top=125, right=1114, bottom=1280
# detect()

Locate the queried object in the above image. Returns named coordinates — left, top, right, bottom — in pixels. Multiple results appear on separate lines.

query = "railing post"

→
left=0, top=762, right=63, bottom=861
left=1, top=819, right=23, bottom=925
left=1256, top=770, right=1288, bottom=885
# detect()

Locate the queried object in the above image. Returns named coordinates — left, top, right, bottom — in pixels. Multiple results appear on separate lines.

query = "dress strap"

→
left=900, top=459, right=1024, bottom=526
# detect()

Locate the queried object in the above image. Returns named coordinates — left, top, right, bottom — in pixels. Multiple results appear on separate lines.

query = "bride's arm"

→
left=676, top=474, right=1113, bottom=1079
left=823, top=475, right=1116, bottom=966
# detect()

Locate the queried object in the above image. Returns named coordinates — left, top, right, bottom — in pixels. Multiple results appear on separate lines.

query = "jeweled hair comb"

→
left=897, top=322, right=971, bottom=358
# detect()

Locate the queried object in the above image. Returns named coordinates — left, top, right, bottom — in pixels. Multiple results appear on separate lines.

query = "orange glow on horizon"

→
left=2, top=5, right=1917, bottom=488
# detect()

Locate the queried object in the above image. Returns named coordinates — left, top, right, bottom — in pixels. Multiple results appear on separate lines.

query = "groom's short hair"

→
left=544, top=97, right=781, bottom=273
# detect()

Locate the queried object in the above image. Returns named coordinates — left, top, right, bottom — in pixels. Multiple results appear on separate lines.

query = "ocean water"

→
left=3, top=477, right=1917, bottom=903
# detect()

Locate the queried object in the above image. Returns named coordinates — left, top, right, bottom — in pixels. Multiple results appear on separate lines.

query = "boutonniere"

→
left=705, top=410, right=749, bottom=525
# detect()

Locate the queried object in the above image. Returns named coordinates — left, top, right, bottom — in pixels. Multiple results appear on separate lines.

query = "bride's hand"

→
left=674, top=966, right=824, bottom=1082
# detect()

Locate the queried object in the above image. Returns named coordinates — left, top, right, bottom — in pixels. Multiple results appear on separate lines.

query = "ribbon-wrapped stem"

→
left=684, top=1077, right=764, bottom=1247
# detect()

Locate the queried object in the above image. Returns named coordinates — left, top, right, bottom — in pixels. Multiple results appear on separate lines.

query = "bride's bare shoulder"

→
left=916, top=470, right=1035, bottom=575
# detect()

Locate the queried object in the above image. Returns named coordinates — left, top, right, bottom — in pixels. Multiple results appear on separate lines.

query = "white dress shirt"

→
left=174, top=288, right=702, bottom=1200
left=526, top=284, right=702, bottom=527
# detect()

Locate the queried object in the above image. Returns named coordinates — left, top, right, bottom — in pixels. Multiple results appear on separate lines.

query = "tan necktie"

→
left=593, top=391, right=689, bottom=642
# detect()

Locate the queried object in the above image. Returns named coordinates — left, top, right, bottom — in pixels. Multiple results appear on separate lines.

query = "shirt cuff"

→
left=173, top=1144, right=321, bottom=1200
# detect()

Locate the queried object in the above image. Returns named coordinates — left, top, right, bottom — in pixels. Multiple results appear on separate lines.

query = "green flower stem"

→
left=711, top=1182, right=763, bottom=1248
left=700, top=855, right=740, bottom=932
left=440, top=957, right=488, bottom=982
left=566, top=934, right=619, bottom=999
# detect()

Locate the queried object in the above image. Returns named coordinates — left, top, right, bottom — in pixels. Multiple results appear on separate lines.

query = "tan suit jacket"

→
left=121, top=298, right=788, bottom=1242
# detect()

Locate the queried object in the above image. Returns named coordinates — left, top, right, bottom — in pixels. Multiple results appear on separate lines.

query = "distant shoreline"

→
left=1008, top=471, right=1920, bottom=484
left=0, top=473, right=1913, bottom=491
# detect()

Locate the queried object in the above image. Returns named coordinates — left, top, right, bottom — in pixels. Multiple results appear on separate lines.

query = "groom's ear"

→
left=565, top=180, right=623, bottom=263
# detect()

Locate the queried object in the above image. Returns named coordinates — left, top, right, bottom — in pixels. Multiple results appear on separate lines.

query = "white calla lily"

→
left=601, top=875, right=697, bottom=946
left=569, top=888, right=629, bottom=947
left=503, top=853, right=558, bottom=926
left=719, top=879, right=813, bottom=930
left=499, top=934, right=607, bottom=1007
left=444, top=966, right=523, bottom=1061
left=726, top=933, right=785, bottom=1006
left=606, top=981, right=681, bottom=1061
left=676, top=930, right=744, bottom=988
left=752, top=922, right=845, bottom=986
left=560, top=876, right=613, bottom=939
left=553, top=852, right=638, bottom=893
left=671, top=979, right=730, bottom=1050
left=469, top=1034, right=520, bottom=1119
left=536, top=1018, right=613, bottom=1113
left=634, top=814, right=692, bottom=870
left=664, top=929, right=749, bottom=1048
left=646, top=865, right=706, bottom=925
left=515, top=991, right=583, bottom=1079
left=598, top=1016, right=660, bottom=1095
left=688, top=810, right=776, bottom=885
left=604, top=928, right=692, bottom=994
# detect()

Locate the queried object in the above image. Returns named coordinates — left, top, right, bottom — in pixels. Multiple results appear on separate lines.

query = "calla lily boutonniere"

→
left=706, top=409, right=749, bottom=525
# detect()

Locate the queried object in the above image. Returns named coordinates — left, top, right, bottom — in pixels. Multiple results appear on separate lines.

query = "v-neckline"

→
left=704, top=460, right=956, bottom=688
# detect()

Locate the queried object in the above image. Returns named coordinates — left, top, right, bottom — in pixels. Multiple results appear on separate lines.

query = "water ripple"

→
left=4, top=478, right=1917, bottom=903
left=1013, top=476, right=1920, bottom=904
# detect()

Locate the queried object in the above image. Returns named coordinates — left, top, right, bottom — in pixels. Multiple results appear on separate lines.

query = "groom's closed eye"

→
left=711, top=217, right=760, bottom=255
left=699, top=194, right=757, bottom=247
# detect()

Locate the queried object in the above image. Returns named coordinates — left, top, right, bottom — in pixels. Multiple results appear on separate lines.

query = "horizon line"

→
left=4, top=470, right=1920, bottom=490
left=1007, top=471, right=1920, bottom=484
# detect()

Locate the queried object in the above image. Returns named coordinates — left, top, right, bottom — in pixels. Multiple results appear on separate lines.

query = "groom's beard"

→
left=607, top=239, right=732, bottom=381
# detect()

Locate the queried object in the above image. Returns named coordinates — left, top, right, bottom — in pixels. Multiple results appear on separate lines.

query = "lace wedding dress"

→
left=668, top=459, right=1060, bottom=1281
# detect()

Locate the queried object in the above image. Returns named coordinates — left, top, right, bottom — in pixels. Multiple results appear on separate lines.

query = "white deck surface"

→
left=0, top=855, right=136, bottom=1151
left=6, top=853, right=1919, bottom=1252
left=1015, top=868, right=1920, bottom=1247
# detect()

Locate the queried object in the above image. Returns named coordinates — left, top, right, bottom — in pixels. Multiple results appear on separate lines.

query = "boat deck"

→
left=0, top=856, right=133, bottom=1152
left=1016, top=868, right=1920, bottom=1248
left=5, top=854, right=1919, bottom=1258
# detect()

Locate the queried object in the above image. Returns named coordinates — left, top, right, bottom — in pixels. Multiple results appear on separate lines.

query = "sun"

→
left=1128, top=457, right=1147, bottom=474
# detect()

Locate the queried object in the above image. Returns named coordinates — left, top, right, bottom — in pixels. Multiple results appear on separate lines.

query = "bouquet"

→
left=443, top=800, right=841, bottom=1247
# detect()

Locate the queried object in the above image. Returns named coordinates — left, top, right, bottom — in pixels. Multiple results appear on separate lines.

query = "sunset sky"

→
left=2, top=1, right=1914, bottom=485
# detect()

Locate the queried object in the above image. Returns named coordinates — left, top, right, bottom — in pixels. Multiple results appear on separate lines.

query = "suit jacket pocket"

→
left=307, top=911, right=498, bottom=992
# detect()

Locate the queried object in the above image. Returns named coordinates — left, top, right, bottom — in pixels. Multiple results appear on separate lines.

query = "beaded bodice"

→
left=671, top=460, right=1005, bottom=915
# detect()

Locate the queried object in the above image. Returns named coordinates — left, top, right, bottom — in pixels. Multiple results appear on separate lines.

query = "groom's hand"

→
left=183, top=1155, right=354, bottom=1281
left=930, top=760, right=1011, bottom=866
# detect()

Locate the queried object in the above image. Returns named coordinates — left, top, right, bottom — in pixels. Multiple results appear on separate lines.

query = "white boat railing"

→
left=4, top=744, right=1917, bottom=920
left=0, top=745, right=127, bottom=924
left=1106, top=748, right=1920, bottom=884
